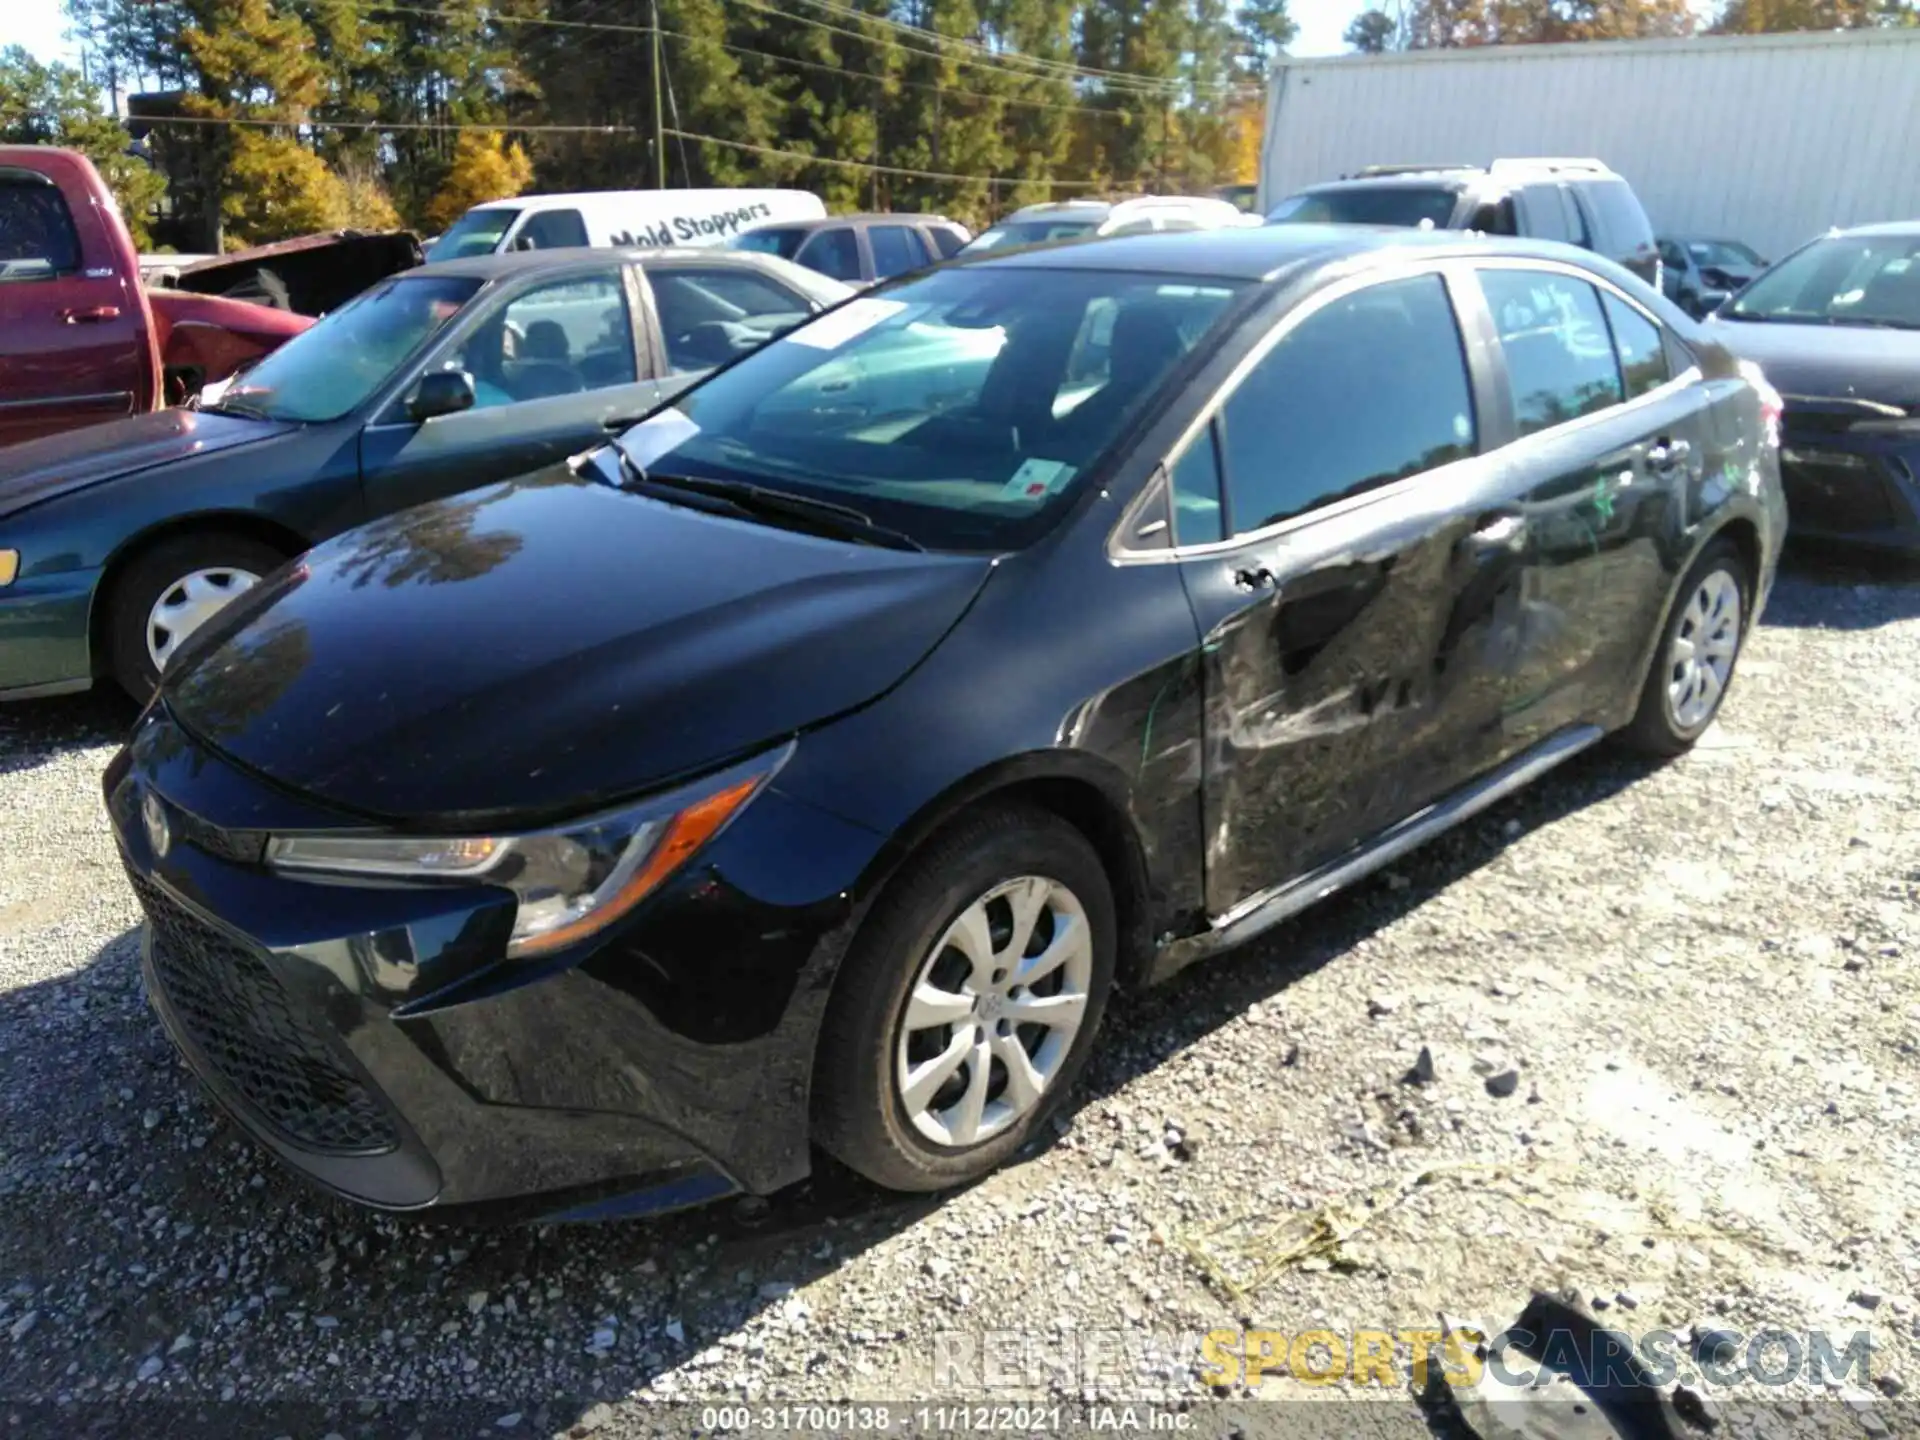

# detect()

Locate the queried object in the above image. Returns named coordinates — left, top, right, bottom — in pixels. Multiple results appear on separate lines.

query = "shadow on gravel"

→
left=1762, top=542, right=1920, bottom=631
left=0, top=744, right=1659, bottom=1434
left=1071, top=741, right=1661, bottom=1118
left=0, top=687, right=137, bottom=777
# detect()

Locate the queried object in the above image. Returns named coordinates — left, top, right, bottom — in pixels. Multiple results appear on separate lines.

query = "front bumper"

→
left=105, top=709, right=881, bottom=1219
left=1778, top=428, right=1920, bottom=552
left=0, top=567, right=99, bottom=699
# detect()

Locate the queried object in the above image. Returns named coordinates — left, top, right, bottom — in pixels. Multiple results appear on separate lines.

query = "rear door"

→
left=359, top=263, right=661, bottom=515
left=1167, top=267, right=1528, bottom=915
left=867, top=223, right=931, bottom=281
left=1465, top=261, right=1713, bottom=750
left=793, top=226, right=865, bottom=285
left=0, top=167, right=149, bottom=444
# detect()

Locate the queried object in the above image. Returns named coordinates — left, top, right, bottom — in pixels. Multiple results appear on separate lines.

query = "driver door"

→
left=360, top=264, right=665, bottom=516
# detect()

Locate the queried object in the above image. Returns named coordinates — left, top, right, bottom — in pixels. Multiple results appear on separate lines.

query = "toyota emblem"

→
left=142, top=790, right=171, bottom=859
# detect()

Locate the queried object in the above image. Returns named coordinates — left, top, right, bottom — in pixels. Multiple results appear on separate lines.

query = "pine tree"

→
left=0, top=45, right=167, bottom=245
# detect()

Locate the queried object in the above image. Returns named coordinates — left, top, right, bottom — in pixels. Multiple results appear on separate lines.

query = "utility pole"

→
left=650, top=0, right=666, bottom=188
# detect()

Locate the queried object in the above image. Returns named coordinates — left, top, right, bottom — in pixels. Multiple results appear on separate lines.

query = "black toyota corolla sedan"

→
left=106, top=225, right=1786, bottom=1222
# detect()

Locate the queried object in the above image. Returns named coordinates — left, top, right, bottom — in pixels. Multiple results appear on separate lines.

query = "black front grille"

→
left=132, top=873, right=399, bottom=1155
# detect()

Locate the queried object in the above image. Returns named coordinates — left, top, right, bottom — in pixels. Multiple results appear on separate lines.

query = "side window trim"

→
left=626, top=262, right=667, bottom=379
left=1116, top=259, right=1488, bottom=561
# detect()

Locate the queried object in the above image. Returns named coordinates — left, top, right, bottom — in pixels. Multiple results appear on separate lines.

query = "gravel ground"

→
left=1, top=547, right=1917, bottom=1439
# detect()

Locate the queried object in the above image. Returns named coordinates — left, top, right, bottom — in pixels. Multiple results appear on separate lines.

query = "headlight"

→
left=265, top=749, right=786, bottom=957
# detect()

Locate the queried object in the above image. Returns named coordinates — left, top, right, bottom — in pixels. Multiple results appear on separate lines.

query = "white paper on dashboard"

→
left=784, top=297, right=908, bottom=351
left=617, top=408, right=701, bottom=470
left=1000, top=457, right=1073, bottom=500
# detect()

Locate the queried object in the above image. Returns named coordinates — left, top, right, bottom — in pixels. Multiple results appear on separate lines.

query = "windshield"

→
left=1268, top=186, right=1459, bottom=228
left=616, top=266, right=1246, bottom=550
left=1688, top=239, right=1763, bottom=268
left=218, top=276, right=481, bottom=423
left=1727, top=234, right=1920, bottom=329
left=426, top=207, right=520, bottom=261
left=963, top=220, right=1098, bottom=252
left=732, top=227, right=807, bottom=259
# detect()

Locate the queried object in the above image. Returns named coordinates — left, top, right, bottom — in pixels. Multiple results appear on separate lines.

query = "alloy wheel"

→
left=895, top=875, right=1093, bottom=1148
left=146, top=567, right=261, bottom=672
left=1666, top=568, right=1741, bottom=731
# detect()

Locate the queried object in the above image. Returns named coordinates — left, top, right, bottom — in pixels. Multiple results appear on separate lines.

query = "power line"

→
left=662, top=125, right=1107, bottom=189
left=660, top=26, right=1114, bottom=116
left=121, top=110, right=1112, bottom=191
left=784, top=0, right=1246, bottom=95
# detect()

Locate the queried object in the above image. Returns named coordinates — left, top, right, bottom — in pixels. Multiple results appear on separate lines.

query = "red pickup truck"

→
left=0, top=147, right=419, bottom=446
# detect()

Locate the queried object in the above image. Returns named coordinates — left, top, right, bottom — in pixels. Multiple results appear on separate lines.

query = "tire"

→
left=1621, top=538, right=1750, bottom=756
left=106, top=532, right=288, bottom=703
left=813, top=803, right=1117, bottom=1193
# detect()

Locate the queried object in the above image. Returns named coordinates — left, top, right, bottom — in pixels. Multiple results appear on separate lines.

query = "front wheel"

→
left=106, top=532, right=288, bottom=702
left=1622, top=538, right=1750, bottom=756
left=813, top=804, right=1116, bottom=1193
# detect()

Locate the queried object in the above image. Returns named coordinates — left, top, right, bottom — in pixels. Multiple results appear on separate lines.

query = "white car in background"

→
left=960, top=196, right=1258, bottom=253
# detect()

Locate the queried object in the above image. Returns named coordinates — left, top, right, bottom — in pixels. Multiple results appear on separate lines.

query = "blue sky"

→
left=8, top=0, right=1365, bottom=73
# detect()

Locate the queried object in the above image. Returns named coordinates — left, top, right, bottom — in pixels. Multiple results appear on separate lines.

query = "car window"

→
left=425, top=206, right=518, bottom=261
left=1658, top=240, right=1687, bottom=268
left=795, top=227, right=863, bottom=282
left=869, top=224, right=929, bottom=279
left=1216, top=273, right=1477, bottom=534
left=1602, top=293, right=1669, bottom=399
left=963, top=219, right=1099, bottom=251
left=1690, top=239, right=1763, bottom=267
left=515, top=209, right=589, bottom=250
left=1578, top=180, right=1647, bottom=255
left=1156, top=216, right=1204, bottom=233
left=733, top=227, right=807, bottom=260
left=1469, top=198, right=1518, bottom=236
left=1480, top=269, right=1624, bottom=436
left=221, top=275, right=481, bottom=422
left=1727, top=234, right=1920, bottom=328
left=1169, top=420, right=1224, bottom=546
left=623, top=267, right=1245, bottom=551
left=1519, top=185, right=1572, bottom=244
left=1560, top=188, right=1593, bottom=248
left=1269, top=186, right=1459, bottom=229
left=1104, top=217, right=1159, bottom=237
left=451, top=273, right=635, bottom=407
left=651, top=267, right=814, bottom=373
left=0, top=179, right=82, bottom=278
left=927, top=225, right=967, bottom=259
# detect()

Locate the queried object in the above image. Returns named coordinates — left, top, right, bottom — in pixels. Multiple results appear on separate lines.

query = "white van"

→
left=426, top=189, right=827, bottom=261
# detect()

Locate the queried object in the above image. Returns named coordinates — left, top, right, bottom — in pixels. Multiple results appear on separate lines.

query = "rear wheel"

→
left=813, top=804, right=1115, bottom=1192
left=1622, top=538, right=1749, bottom=755
left=106, top=532, right=288, bottom=702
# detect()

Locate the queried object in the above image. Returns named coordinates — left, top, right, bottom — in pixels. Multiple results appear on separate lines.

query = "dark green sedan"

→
left=0, top=246, right=848, bottom=701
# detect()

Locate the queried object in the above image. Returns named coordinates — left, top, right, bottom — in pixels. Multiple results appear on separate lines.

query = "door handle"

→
left=1462, top=509, right=1527, bottom=556
left=57, top=305, right=121, bottom=324
left=1647, top=437, right=1691, bottom=471
left=1231, top=564, right=1277, bottom=591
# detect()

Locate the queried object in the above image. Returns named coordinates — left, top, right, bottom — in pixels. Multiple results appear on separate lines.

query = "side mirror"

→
left=408, top=369, right=476, bottom=422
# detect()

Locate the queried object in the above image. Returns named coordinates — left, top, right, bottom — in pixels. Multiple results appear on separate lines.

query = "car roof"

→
left=958, top=223, right=1600, bottom=281
left=1296, top=174, right=1475, bottom=195
left=1835, top=220, right=1920, bottom=239
left=744, top=214, right=957, bottom=230
left=408, top=246, right=803, bottom=280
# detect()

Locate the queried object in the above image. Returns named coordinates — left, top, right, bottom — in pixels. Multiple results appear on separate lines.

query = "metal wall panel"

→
left=1261, top=31, right=1920, bottom=260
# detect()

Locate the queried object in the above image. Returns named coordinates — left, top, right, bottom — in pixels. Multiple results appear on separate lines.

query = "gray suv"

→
left=1268, top=159, right=1661, bottom=286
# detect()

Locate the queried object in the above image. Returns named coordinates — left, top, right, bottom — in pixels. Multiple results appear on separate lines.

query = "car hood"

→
left=1704, top=318, right=1920, bottom=411
left=164, top=468, right=995, bottom=823
left=0, top=408, right=298, bottom=520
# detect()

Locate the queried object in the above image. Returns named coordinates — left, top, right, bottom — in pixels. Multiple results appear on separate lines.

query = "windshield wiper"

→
left=199, top=395, right=278, bottom=421
left=612, top=452, right=923, bottom=552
